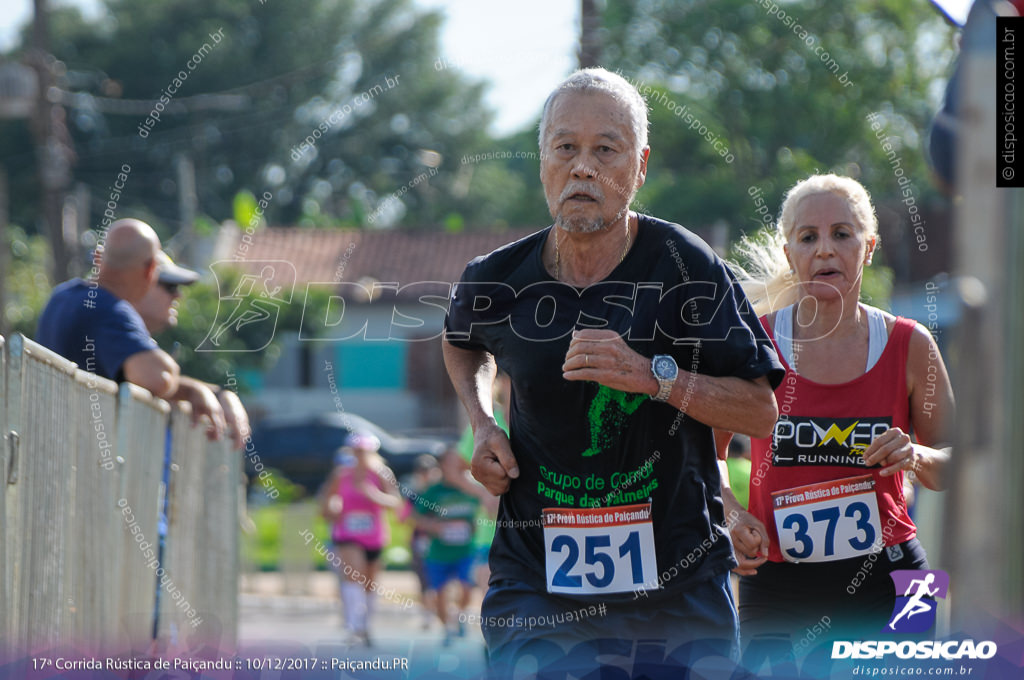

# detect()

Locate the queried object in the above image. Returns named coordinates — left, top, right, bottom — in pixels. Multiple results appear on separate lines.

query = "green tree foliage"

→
left=153, top=267, right=339, bottom=386
left=451, top=125, right=551, bottom=229
left=1, top=0, right=505, bottom=246
left=446, top=0, right=956, bottom=270
left=599, top=0, right=955, bottom=246
left=2, top=227, right=53, bottom=337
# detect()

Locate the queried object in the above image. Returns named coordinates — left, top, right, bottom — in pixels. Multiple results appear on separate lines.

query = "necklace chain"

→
left=554, top=219, right=631, bottom=282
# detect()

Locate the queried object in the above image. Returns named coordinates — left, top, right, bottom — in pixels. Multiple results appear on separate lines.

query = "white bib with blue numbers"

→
left=542, top=503, right=660, bottom=595
left=772, top=475, right=883, bottom=563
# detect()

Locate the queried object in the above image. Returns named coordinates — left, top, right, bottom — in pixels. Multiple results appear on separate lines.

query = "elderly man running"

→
left=443, top=68, right=783, bottom=676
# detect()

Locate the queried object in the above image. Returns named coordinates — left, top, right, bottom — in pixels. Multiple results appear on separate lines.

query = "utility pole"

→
left=28, top=0, right=73, bottom=282
left=578, top=0, right=602, bottom=69
left=175, top=153, right=198, bottom=265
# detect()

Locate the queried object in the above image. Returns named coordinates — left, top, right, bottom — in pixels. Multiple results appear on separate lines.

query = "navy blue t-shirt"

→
left=36, top=278, right=157, bottom=381
left=444, top=216, right=784, bottom=604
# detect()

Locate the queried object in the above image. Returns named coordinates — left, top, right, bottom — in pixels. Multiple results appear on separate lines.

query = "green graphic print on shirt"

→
left=581, top=385, right=649, bottom=457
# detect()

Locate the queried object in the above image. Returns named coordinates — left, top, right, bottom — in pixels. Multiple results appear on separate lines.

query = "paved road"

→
left=237, top=572, right=489, bottom=678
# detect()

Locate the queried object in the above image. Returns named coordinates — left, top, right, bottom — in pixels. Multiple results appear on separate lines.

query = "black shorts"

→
left=333, top=540, right=383, bottom=563
left=738, top=538, right=928, bottom=640
left=481, top=573, right=740, bottom=678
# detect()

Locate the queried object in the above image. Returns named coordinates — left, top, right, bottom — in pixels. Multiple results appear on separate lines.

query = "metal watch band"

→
left=654, top=378, right=673, bottom=401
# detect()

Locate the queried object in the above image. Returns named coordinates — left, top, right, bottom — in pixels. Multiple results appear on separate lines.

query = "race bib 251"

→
left=542, top=503, right=659, bottom=595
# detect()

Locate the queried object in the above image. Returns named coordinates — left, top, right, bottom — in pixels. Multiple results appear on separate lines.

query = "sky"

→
left=0, top=0, right=579, bottom=137
left=928, top=0, right=973, bottom=25
left=414, top=0, right=578, bottom=135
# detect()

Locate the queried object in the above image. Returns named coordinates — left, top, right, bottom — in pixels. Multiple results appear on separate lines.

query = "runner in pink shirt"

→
left=320, top=432, right=402, bottom=645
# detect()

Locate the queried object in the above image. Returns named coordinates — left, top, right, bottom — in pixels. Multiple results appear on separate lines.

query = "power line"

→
left=55, top=89, right=249, bottom=115
left=53, top=53, right=345, bottom=116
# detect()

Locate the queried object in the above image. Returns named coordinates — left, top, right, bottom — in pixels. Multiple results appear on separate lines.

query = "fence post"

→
left=69, top=367, right=120, bottom=652
left=161, top=405, right=239, bottom=651
left=160, top=406, right=204, bottom=647
left=0, top=334, right=7, bottom=654
left=114, top=381, right=169, bottom=653
left=4, top=334, right=78, bottom=650
left=201, top=438, right=240, bottom=648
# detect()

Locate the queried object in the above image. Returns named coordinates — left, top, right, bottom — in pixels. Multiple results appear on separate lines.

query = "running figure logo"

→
left=885, top=570, right=949, bottom=633
left=198, top=260, right=296, bottom=352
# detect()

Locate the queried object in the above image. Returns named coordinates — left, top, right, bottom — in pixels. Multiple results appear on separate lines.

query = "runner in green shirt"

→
left=415, top=448, right=482, bottom=645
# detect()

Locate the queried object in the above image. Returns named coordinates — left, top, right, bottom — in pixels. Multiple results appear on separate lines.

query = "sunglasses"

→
left=159, top=282, right=180, bottom=295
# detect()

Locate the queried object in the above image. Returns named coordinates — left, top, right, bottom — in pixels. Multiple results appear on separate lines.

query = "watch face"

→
left=654, top=356, right=677, bottom=379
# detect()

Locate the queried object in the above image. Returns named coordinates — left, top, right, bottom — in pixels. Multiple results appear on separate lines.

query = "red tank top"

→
left=748, top=315, right=917, bottom=563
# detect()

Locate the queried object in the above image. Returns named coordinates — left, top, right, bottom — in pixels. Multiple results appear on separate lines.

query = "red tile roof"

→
left=223, top=226, right=539, bottom=297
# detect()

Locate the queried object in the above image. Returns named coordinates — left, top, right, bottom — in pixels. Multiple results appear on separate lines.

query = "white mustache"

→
left=560, top=183, right=604, bottom=203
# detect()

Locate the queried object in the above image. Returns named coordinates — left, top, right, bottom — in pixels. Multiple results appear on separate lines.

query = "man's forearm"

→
left=562, top=330, right=777, bottom=438
left=665, top=374, right=777, bottom=439
left=123, top=348, right=180, bottom=399
left=442, top=341, right=498, bottom=432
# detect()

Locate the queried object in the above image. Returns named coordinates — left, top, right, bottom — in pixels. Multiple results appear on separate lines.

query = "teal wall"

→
left=335, top=342, right=406, bottom=389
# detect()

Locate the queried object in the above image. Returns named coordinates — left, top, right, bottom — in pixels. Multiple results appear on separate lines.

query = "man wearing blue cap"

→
left=134, top=251, right=249, bottom=448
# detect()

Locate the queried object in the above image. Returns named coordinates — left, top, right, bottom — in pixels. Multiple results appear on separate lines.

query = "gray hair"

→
left=538, top=68, right=650, bottom=154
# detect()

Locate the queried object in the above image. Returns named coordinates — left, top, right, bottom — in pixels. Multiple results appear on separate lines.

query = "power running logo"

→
left=772, top=416, right=892, bottom=467
left=832, top=570, right=998, bottom=662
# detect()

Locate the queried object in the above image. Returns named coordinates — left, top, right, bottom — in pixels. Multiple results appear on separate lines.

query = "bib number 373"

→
left=772, top=475, right=883, bottom=563
left=542, top=503, right=659, bottom=595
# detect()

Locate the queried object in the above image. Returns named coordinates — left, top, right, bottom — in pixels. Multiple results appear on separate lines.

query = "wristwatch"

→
left=651, top=354, right=678, bottom=402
